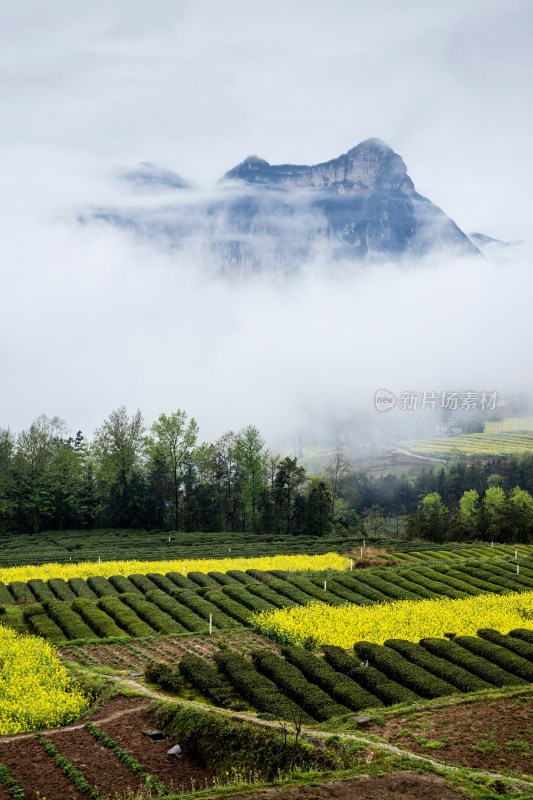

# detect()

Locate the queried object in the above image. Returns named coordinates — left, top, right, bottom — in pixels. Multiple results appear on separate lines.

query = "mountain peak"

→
left=223, top=138, right=412, bottom=193
left=119, top=161, right=192, bottom=191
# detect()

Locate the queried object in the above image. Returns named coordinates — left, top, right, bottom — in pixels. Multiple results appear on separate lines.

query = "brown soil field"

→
left=367, top=692, right=533, bottom=777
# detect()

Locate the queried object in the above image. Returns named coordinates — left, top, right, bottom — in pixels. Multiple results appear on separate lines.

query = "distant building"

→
left=434, top=422, right=463, bottom=437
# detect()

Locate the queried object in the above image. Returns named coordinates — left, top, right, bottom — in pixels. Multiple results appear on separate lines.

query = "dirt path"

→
left=102, top=676, right=533, bottom=792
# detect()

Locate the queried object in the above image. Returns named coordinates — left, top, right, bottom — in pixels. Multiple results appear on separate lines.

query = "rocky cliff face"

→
left=89, top=139, right=480, bottom=274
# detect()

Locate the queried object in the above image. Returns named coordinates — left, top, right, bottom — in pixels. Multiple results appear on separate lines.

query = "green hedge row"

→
left=188, top=571, right=220, bottom=588
left=252, top=648, right=348, bottom=722
left=214, top=649, right=312, bottom=722
left=166, top=571, right=198, bottom=590
left=245, top=569, right=273, bottom=582
left=281, top=645, right=380, bottom=711
left=352, top=573, right=417, bottom=602
left=446, top=568, right=504, bottom=594
left=375, top=571, right=439, bottom=600
left=408, top=568, right=479, bottom=596
left=204, top=590, right=252, bottom=625
left=8, top=581, right=36, bottom=603
left=397, top=571, right=458, bottom=599
left=354, top=641, right=456, bottom=699
left=509, top=628, right=533, bottom=644
left=268, top=579, right=314, bottom=605
left=286, top=578, right=345, bottom=605
left=384, top=638, right=492, bottom=693
left=128, top=573, right=158, bottom=593
left=145, top=589, right=206, bottom=631
left=222, top=584, right=275, bottom=613
left=27, top=609, right=66, bottom=643
left=146, top=573, right=184, bottom=594
left=119, top=592, right=185, bottom=634
left=334, top=574, right=387, bottom=602
left=86, top=576, right=118, bottom=598
left=27, top=579, right=55, bottom=602
left=323, top=645, right=420, bottom=706
left=169, top=589, right=240, bottom=629
left=48, top=578, right=76, bottom=601
left=97, top=596, right=154, bottom=637
left=179, top=653, right=235, bottom=707
left=226, top=570, right=257, bottom=584
left=208, top=571, right=241, bottom=586
left=42, top=600, right=96, bottom=640
left=0, top=581, right=13, bottom=604
left=321, top=580, right=373, bottom=606
left=71, top=598, right=124, bottom=638
left=144, top=659, right=183, bottom=693
left=247, top=583, right=299, bottom=608
left=419, top=637, right=526, bottom=687
left=453, top=635, right=533, bottom=682
left=477, top=628, right=533, bottom=662
left=68, top=577, right=98, bottom=599
left=108, top=575, right=142, bottom=595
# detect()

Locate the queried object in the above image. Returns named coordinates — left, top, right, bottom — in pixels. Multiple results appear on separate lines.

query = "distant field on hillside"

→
left=401, top=431, right=533, bottom=457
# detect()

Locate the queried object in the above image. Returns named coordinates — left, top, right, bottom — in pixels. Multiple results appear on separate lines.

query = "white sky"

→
left=0, top=1, right=532, bottom=441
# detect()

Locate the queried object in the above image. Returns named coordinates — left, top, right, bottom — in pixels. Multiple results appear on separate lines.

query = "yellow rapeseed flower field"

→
left=0, top=625, right=89, bottom=734
left=254, top=591, right=533, bottom=647
left=0, top=552, right=348, bottom=585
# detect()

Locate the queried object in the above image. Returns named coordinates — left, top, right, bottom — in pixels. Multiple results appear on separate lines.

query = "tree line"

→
left=2, top=407, right=533, bottom=542
left=0, top=409, right=335, bottom=535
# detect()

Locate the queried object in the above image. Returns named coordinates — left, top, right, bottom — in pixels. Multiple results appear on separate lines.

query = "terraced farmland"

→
left=401, top=431, right=533, bottom=457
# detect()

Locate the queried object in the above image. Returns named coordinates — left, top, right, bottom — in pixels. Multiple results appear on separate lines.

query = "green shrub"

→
left=68, top=578, right=98, bottom=599
left=71, top=598, right=124, bottom=638
left=97, top=596, right=155, bottom=637
left=27, top=579, right=55, bottom=602
left=323, top=645, right=419, bottom=705
left=127, top=574, right=158, bottom=594
left=350, top=573, right=416, bottom=602
left=446, top=568, right=504, bottom=594
left=268, top=579, right=314, bottom=605
left=42, top=600, right=96, bottom=640
left=8, top=581, right=36, bottom=603
left=247, top=583, right=299, bottom=608
left=86, top=576, right=118, bottom=598
left=144, top=660, right=183, bottom=693
left=252, top=648, right=348, bottom=721
left=222, top=585, right=275, bottom=612
left=214, top=649, right=312, bottom=722
left=354, top=641, right=456, bottom=699
left=508, top=628, right=533, bottom=644
left=204, top=591, right=252, bottom=625
left=119, top=592, right=185, bottom=634
left=108, top=575, right=142, bottom=595
left=477, top=628, right=533, bottom=661
left=166, top=571, right=198, bottom=590
left=48, top=578, right=77, bottom=601
left=408, top=568, right=479, bottom=596
left=208, top=571, right=241, bottom=586
left=286, top=578, right=345, bottom=605
left=320, top=580, right=373, bottom=606
left=246, top=569, right=274, bottom=582
left=27, top=610, right=66, bottom=643
left=384, top=638, right=492, bottom=693
left=169, top=590, right=240, bottom=629
left=334, top=574, right=387, bottom=602
left=187, top=571, right=220, bottom=588
left=0, top=581, right=14, bottom=605
left=145, top=572, right=177, bottom=593
left=420, top=637, right=526, bottom=687
left=179, top=653, right=234, bottom=707
left=375, top=571, right=438, bottom=600
left=145, top=589, right=206, bottom=631
left=225, top=570, right=257, bottom=584
left=453, top=635, right=533, bottom=682
left=281, top=645, right=381, bottom=711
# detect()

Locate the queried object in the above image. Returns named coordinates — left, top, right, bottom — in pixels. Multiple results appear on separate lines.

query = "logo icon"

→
left=375, top=389, right=396, bottom=412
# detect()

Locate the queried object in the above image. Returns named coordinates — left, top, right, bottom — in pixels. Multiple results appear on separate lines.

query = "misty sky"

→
left=1, top=1, right=532, bottom=443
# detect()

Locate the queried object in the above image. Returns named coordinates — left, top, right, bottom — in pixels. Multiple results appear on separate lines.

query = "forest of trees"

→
left=2, top=408, right=533, bottom=543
